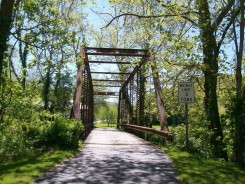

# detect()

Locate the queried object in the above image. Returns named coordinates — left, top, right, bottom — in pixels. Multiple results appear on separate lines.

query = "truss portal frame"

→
left=71, top=46, right=149, bottom=136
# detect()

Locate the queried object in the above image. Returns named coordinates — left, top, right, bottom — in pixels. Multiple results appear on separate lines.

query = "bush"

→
left=36, top=115, right=83, bottom=149
left=0, top=120, right=34, bottom=162
left=170, top=122, right=214, bottom=158
left=0, top=113, right=83, bottom=162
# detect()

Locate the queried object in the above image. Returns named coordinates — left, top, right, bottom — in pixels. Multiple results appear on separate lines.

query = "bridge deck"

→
left=33, top=128, right=180, bottom=184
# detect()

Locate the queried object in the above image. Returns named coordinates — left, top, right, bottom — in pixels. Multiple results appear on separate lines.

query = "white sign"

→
left=178, top=82, right=194, bottom=103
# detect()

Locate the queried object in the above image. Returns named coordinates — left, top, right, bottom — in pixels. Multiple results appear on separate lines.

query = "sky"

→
left=82, top=0, right=240, bottom=103
left=84, top=0, right=122, bottom=103
left=84, top=0, right=111, bottom=31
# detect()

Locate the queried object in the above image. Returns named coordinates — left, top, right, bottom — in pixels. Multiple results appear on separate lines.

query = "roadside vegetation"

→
left=0, top=111, right=83, bottom=162
left=163, top=146, right=245, bottom=184
left=129, top=132, right=245, bottom=184
left=0, top=0, right=244, bottom=182
left=94, top=99, right=117, bottom=128
left=0, top=110, right=83, bottom=184
left=0, top=149, right=80, bottom=184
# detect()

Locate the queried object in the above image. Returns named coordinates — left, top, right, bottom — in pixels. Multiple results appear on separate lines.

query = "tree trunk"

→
left=43, top=59, right=51, bottom=110
left=0, top=0, right=16, bottom=80
left=150, top=51, right=168, bottom=132
left=139, top=69, right=145, bottom=126
left=18, top=33, right=29, bottom=90
left=49, top=69, right=61, bottom=113
left=71, top=46, right=85, bottom=120
left=234, top=0, right=245, bottom=167
left=198, top=0, right=227, bottom=160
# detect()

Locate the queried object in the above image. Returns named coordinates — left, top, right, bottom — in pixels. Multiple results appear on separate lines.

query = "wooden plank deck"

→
left=33, top=128, right=180, bottom=184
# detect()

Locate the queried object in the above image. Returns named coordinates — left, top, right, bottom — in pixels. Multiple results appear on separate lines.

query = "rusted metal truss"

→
left=94, top=92, right=119, bottom=96
left=93, top=84, right=121, bottom=87
left=71, top=46, right=149, bottom=136
left=86, top=47, right=149, bottom=57
left=89, top=61, right=131, bottom=64
left=91, top=72, right=130, bottom=75
left=93, top=79, right=125, bottom=82
left=117, top=66, right=146, bottom=127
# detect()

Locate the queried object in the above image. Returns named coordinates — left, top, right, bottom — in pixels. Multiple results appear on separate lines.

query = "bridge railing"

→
left=121, top=124, right=171, bottom=141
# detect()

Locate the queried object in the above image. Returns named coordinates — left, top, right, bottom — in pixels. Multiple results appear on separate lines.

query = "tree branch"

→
left=91, top=8, right=114, bottom=18
left=15, top=20, right=55, bottom=31
left=217, top=7, right=240, bottom=51
left=10, top=32, right=43, bottom=49
left=9, top=40, right=21, bottom=83
left=212, top=0, right=235, bottom=31
left=196, top=77, right=205, bottom=92
left=14, top=0, right=21, bottom=6
left=102, top=11, right=193, bottom=28
left=155, top=0, right=198, bottom=26
left=181, top=15, right=198, bottom=26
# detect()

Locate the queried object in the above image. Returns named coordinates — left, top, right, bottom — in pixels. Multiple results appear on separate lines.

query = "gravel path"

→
left=33, top=128, right=181, bottom=184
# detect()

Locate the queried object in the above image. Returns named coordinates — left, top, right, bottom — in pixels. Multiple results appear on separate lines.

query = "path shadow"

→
left=33, top=129, right=181, bottom=184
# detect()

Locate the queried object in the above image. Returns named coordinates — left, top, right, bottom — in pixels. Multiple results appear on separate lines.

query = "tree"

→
left=101, top=0, right=173, bottom=131
left=0, top=0, right=87, bottom=121
left=103, top=0, right=243, bottom=159
left=0, top=0, right=21, bottom=81
left=98, top=103, right=117, bottom=127
left=232, top=0, right=245, bottom=167
left=196, top=0, right=239, bottom=160
left=150, top=50, right=168, bottom=131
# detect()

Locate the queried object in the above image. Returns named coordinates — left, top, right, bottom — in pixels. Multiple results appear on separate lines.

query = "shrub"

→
left=170, top=122, right=214, bottom=158
left=0, top=113, right=83, bottom=162
left=0, top=120, right=34, bottom=162
left=37, top=115, right=83, bottom=149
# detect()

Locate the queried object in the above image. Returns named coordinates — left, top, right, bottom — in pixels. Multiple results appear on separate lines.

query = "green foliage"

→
left=49, top=71, right=74, bottom=113
left=0, top=149, right=79, bottom=184
left=94, top=122, right=116, bottom=128
left=163, top=146, right=245, bottom=184
left=3, top=81, right=41, bottom=122
left=170, top=123, right=214, bottom=158
left=93, top=96, right=107, bottom=120
left=96, top=102, right=117, bottom=126
left=0, top=120, right=34, bottom=161
left=33, top=114, right=83, bottom=149
left=0, top=112, right=83, bottom=162
left=0, top=0, right=243, bottom=169
left=221, top=93, right=245, bottom=162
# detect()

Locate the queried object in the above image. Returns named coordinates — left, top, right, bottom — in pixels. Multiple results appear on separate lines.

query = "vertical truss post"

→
left=117, top=90, right=122, bottom=128
left=83, top=47, right=94, bottom=134
left=139, top=68, right=145, bottom=126
left=81, top=69, right=86, bottom=123
left=117, top=51, right=149, bottom=129
left=86, top=56, right=94, bottom=129
left=81, top=67, right=87, bottom=127
left=150, top=51, right=168, bottom=132
left=136, top=70, right=140, bottom=125
left=71, top=46, right=85, bottom=120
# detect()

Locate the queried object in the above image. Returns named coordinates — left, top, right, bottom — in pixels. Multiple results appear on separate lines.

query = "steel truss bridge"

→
left=71, top=46, right=169, bottom=140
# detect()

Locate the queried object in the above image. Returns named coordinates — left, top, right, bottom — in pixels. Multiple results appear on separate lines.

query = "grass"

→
left=94, top=122, right=116, bottom=128
left=95, top=123, right=160, bottom=129
left=162, top=146, right=245, bottom=184
left=0, top=148, right=80, bottom=184
left=152, top=125, right=161, bottom=130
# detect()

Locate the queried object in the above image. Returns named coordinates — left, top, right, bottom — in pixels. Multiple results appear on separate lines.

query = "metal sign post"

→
left=184, top=103, right=189, bottom=149
left=178, top=82, right=194, bottom=149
